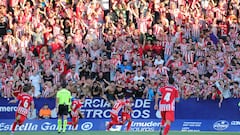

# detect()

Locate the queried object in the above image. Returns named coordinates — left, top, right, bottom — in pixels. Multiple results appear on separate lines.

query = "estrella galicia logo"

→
left=81, top=122, right=93, bottom=131
left=213, top=120, right=229, bottom=131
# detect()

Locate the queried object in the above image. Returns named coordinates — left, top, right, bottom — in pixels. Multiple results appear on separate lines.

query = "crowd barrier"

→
left=0, top=98, right=240, bottom=132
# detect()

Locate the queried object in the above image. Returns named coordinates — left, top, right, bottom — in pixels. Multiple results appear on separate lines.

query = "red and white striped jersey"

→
left=43, top=59, right=52, bottom=71
left=2, top=84, right=12, bottom=97
left=164, top=42, right=173, bottom=56
left=185, top=51, right=195, bottom=63
left=65, top=72, right=74, bottom=81
left=159, top=85, right=179, bottom=112
left=42, top=85, right=54, bottom=98
left=157, top=66, right=170, bottom=76
left=111, top=100, right=126, bottom=115
left=147, top=67, right=158, bottom=78
left=122, top=99, right=131, bottom=114
left=72, top=99, right=83, bottom=110
left=17, top=93, right=33, bottom=116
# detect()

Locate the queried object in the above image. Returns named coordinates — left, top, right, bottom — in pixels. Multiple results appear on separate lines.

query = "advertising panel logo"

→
left=130, top=121, right=160, bottom=131
left=155, top=110, right=161, bottom=118
left=81, top=122, right=93, bottom=131
left=213, top=120, right=229, bottom=131
left=231, top=121, right=240, bottom=126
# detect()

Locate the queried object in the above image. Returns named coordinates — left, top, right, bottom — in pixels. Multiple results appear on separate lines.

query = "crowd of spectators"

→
left=0, top=0, right=240, bottom=107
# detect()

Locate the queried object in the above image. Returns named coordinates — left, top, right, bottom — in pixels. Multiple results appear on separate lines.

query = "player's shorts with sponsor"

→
left=58, top=105, right=69, bottom=116
left=161, top=111, right=175, bottom=122
left=15, top=113, right=27, bottom=125
left=110, top=112, right=119, bottom=123
left=121, top=112, right=131, bottom=121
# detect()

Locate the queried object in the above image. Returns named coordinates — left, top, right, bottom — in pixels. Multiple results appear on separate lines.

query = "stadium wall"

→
left=0, top=98, right=240, bottom=132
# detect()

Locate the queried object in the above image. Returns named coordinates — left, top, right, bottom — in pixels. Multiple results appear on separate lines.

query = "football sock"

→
left=107, top=121, right=113, bottom=130
left=159, top=127, right=164, bottom=135
left=73, top=124, right=77, bottom=129
left=62, top=119, right=67, bottom=132
left=163, top=124, right=170, bottom=135
left=161, top=120, right=165, bottom=126
left=57, top=119, right=62, bottom=132
left=126, top=121, right=132, bottom=131
left=11, top=121, right=17, bottom=132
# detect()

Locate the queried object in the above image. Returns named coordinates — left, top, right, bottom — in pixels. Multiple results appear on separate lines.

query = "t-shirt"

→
left=159, top=85, right=179, bottom=112
left=39, top=108, right=51, bottom=117
left=115, top=89, right=125, bottom=99
left=30, top=74, right=41, bottom=86
left=135, top=84, right=145, bottom=98
left=0, top=22, right=7, bottom=37
left=16, top=93, right=33, bottom=116
left=71, top=99, right=82, bottom=112
left=43, top=74, right=54, bottom=83
left=111, top=100, right=126, bottom=115
left=56, top=88, right=71, bottom=106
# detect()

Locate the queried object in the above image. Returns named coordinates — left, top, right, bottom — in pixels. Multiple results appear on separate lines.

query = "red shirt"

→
left=72, top=99, right=82, bottom=112
left=144, top=44, right=152, bottom=52
left=122, top=99, right=131, bottom=113
left=16, top=93, right=33, bottom=116
left=51, top=42, right=62, bottom=53
left=159, top=85, right=179, bottom=112
left=138, top=46, right=144, bottom=57
left=111, top=100, right=126, bottom=115
left=153, top=45, right=163, bottom=55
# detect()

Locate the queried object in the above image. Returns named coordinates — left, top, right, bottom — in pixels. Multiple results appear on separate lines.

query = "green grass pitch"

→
left=2, top=131, right=240, bottom=135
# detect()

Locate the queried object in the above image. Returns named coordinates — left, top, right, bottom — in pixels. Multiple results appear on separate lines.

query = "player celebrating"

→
left=106, top=96, right=129, bottom=131
left=121, top=99, right=132, bottom=131
left=67, top=95, right=85, bottom=131
left=155, top=77, right=180, bottom=135
left=9, top=84, right=34, bottom=135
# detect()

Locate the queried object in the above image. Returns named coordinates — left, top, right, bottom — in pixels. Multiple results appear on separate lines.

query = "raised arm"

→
left=154, top=91, right=159, bottom=110
left=103, top=79, right=111, bottom=86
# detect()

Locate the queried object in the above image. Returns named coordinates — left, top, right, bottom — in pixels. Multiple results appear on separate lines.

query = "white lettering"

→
left=131, top=127, right=155, bottom=131
left=143, top=100, right=151, bottom=108
left=41, top=122, right=55, bottom=131
left=16, top=123, right=38, bottom=131
left=132, top=110, right=141, bottom=118
left=142, top=110, right=150, bottom=118
left=231, top=121, right=240, bottom=126
left=92, top=99, right=101, bottom=108
left=103, top=109, right=111, bottom=118
left=84, top=99, right=92, bottom=108
left=83, top=99, right=111, bottom=108
left=0, top=123, right=9, bottom=131
left=183, top=122, right=202, bottom=127
left=133, top=99, right=151, bottom=108
left=83, top=109, right=94, bottom=118
left=0, top=106, right=17, bottom=112
left=131, top=121, right=160, bottom=127
left=134, top=99, right=143, bottom=108
left=93, top=109, right=102, bottom=118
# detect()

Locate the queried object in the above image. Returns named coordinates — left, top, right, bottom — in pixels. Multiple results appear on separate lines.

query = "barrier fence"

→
left=0, top=98, right=240, bottom=132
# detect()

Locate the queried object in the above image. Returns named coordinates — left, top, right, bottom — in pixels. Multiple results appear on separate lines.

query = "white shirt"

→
left=30, top=74, right=41, bottom=86
left=154, top=58, right=164, bottom=66
left=133, top=75, right=145, bottom=82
